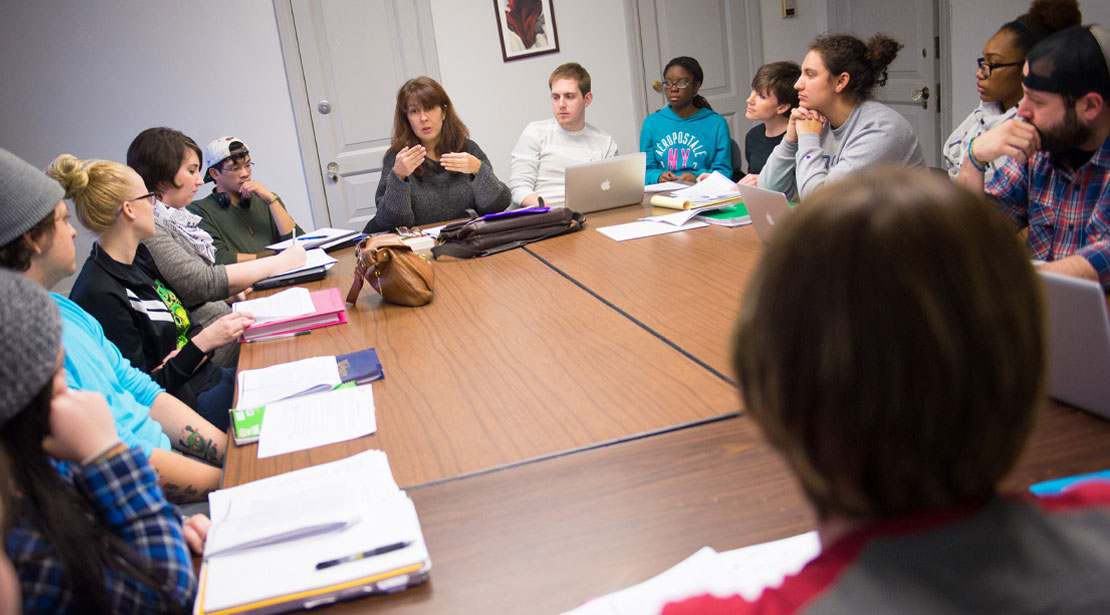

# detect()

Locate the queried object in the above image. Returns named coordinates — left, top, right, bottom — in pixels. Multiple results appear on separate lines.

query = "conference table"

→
left=224, top=203, right=1110, bottom=614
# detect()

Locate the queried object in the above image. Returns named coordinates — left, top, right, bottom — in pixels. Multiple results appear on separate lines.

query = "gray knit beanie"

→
left=0, top=147, right=65, bottom=247
left=0, top=270, right=62, bottom=424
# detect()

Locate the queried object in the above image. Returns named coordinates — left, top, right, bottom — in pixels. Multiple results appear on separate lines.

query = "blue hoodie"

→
left=639, top=106, right=732, bottom=183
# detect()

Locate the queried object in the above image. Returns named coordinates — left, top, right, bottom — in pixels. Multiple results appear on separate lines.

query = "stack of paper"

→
left=233, top=287, right=315, bottom=323
left=649, top=172, right=743, bottom=210
left=253, top=249, right=339, bottom=290
left=562, top=532, right=820, bottom=614
left=197, top=450, right=432, bottom=615
left=237, top=287, right=347, bottom=342
left=256, top=385, right=377, bottom=458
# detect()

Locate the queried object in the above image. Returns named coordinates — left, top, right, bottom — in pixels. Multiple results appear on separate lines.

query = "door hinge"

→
left=936, top=82, right=941, bottom=113
left=934, top=36, right=940, bottom=59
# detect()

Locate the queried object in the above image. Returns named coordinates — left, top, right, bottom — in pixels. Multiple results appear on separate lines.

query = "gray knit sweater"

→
left=364, top=140, right=511, bottom=232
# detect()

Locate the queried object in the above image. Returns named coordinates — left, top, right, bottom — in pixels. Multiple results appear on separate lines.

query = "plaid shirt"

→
left=6, top=447, right=196, bottom=614
left=987, top=133, right=1110, bottom=290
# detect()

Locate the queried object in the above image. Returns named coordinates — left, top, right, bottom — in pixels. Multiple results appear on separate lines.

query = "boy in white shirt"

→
left=509, top=63, right=619, bottom=209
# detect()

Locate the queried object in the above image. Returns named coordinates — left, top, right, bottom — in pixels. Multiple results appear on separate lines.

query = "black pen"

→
left=315, top=540, right=412, bottom=570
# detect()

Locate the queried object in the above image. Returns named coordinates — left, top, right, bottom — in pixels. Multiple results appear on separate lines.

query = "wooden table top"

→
left=526, top=204, right=764, bottom=377
left=220, top=204, right=1110, bottom=614
left=226, top=243, right=739, bottom=489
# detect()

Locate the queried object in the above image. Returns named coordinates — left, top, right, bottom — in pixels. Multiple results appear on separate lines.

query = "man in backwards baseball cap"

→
left=958, top=24, right=1110, bottom=292
left=187, top=136, right=302, bottom=264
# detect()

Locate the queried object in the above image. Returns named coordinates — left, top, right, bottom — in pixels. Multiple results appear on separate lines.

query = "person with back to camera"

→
left=759, top=34, right=925, bottom=200
left=362, top=76, right=511, bottom=233
left=942, top=0, right=1081, bottom=181
left=54, top=155, right=250, bottom=432
left=640, top=56, right=733, bottom=183
left=0, top=270, right=206, bottom=614
left=127, top=127, right=307, bottom=367
left=958, top=24, right=1110, bottom=292
left=662, top=166, right=1110, bottom=614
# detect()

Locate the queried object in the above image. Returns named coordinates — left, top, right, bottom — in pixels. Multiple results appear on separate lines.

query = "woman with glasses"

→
left=942, top=0, right=1080, bottom=180
left=126, top=127, right=307, bottom=368
left=50, top=154, right=250, bottom=432
left=640, top=56, right=732, bottom=183
left=363, top=76, right=510, bottom=232
left=760, top=34, right=925, bottom=201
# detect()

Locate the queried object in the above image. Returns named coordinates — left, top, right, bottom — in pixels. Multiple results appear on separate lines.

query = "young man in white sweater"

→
left=508, top=63, right=619, bottom=209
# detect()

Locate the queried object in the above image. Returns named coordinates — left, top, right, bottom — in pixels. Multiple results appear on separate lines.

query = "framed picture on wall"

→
left=493, top=0, right=559, bottom=62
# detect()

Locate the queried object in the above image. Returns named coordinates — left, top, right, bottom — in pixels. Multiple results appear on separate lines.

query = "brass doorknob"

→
left=652, top=80, right=663, bottom=92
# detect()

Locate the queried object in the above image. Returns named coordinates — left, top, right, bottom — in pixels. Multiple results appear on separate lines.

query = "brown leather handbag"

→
left=346, top=235, right=434, bottom=306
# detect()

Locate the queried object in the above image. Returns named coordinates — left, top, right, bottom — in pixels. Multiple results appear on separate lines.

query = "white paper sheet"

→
left=561, top=532, right=820, bottom=614
left=256, top=385, right=377, bottom=458
left=233, top=287, right=314, bottom=323
left=670, top=171, right=738, bottom=200
left=597, top=220, right=708, bottom=241
left=266, top=227, right=359, bottom=250
left=266, top=248, right=338, bottom=278
left=236, top=355, right=342, bottom=410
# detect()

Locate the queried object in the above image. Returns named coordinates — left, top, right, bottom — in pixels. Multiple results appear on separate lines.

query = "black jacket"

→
left=70, top=243, right=220, bottom=408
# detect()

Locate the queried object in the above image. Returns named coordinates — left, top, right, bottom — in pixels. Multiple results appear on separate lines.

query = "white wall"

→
left=759, top=0, right=829, bottom=67
left=428, top=0, right=639, bottom=176
left=949, top=0, right=1110, bottom=126
left=0, top=0, right=313, bottom=292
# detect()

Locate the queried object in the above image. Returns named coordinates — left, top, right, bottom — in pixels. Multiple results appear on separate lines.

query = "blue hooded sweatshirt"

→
left=639, top=106, right=732, bottom=183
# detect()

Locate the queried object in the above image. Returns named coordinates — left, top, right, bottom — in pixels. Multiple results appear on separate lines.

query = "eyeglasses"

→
left=976, top=58, right=1022, bottom=77
left=662, top=80, right=694, bottom=90
left=118, top=192, right=156, bottom=215
left=220, top=161, right=254, bottom=174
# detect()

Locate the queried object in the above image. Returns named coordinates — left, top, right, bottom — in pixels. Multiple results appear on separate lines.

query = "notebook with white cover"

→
left=194, top=450, right=431, bottom=615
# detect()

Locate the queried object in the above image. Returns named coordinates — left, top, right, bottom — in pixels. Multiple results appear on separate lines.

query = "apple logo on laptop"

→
left=766, top=212, right=775, bottom=226
left=600, top=179, right=611, bottom=191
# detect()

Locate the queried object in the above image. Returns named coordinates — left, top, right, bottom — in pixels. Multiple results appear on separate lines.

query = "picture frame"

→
left=493, top=0, right=560, bottom=62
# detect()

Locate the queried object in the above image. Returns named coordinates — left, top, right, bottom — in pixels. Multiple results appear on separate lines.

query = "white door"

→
left=828, top=0, right=941, bottom=166
left=289, top=0, right=440, bottom=230
left=631, top=0, right=763, bottom=168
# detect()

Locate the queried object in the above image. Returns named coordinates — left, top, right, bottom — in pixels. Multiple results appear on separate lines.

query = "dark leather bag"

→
left=431, top=207, right=586, bottom=259
left=346, top=235, right=434, bottom=306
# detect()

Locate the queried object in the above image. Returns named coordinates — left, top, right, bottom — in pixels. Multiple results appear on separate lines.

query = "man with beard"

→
left=958, top=24, right=1110, bottom=290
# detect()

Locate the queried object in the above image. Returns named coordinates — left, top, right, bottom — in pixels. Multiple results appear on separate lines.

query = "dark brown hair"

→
left=810, top=33, right=902, bottom=101
left=126, top=127, right=203, bottom=198
left=752, top=61, right=801, bottom=114
left=390, top=77, right=469, bottom=179
left=0, top=209, right=56, bottom=272
left=733, top=166, right=1044, bottom=520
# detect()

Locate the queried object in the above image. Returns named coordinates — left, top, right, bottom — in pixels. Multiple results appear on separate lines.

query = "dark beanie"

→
left=0, top=148, right=65, bottom=247
left=0, top=270, right=62, bottom=424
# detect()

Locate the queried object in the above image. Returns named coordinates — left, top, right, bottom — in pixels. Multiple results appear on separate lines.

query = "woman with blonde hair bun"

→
left=50, top=154, right=249, bottom=431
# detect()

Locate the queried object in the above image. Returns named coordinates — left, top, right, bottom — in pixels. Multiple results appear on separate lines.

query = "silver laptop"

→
left=738, top=184, right=793, bottom=243
left=564, top=152, right=646, bottom=213
left=1039, top=271, right=1110, bottom=418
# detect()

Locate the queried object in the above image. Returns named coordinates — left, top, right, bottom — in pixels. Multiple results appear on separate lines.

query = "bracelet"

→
left=81, top=440, right=128, bottom=467
left=266, top=193, right=280, bottom=204
left=967, top=138, right=989, bottom=173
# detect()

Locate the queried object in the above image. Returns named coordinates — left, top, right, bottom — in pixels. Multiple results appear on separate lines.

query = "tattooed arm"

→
left=148, top=449, right=221, bottom=503
left=149, top=392, right=227, bottom=465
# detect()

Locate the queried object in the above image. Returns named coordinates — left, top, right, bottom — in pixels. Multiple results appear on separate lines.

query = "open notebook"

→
left=194, top=450, right=431, bottom=615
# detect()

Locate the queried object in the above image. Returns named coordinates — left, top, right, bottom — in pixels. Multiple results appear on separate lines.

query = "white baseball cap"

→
left=203, top=136, right=250, bottom=181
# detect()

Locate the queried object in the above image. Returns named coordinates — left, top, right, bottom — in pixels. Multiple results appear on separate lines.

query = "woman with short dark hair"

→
left=363, top=77, right=510, bottom=232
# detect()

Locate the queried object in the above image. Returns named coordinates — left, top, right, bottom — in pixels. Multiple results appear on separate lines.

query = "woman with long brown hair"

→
left=363, top=77, right=510, bottom=233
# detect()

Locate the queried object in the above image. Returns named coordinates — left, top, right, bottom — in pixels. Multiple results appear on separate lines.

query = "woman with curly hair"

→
left=942, top=0, right=1081, bottom=180
left=759, top=34, right=926, bottom=200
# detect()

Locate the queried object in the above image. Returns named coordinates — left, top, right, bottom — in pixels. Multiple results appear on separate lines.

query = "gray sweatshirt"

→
left=759, top=99, right=926, bottom=200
